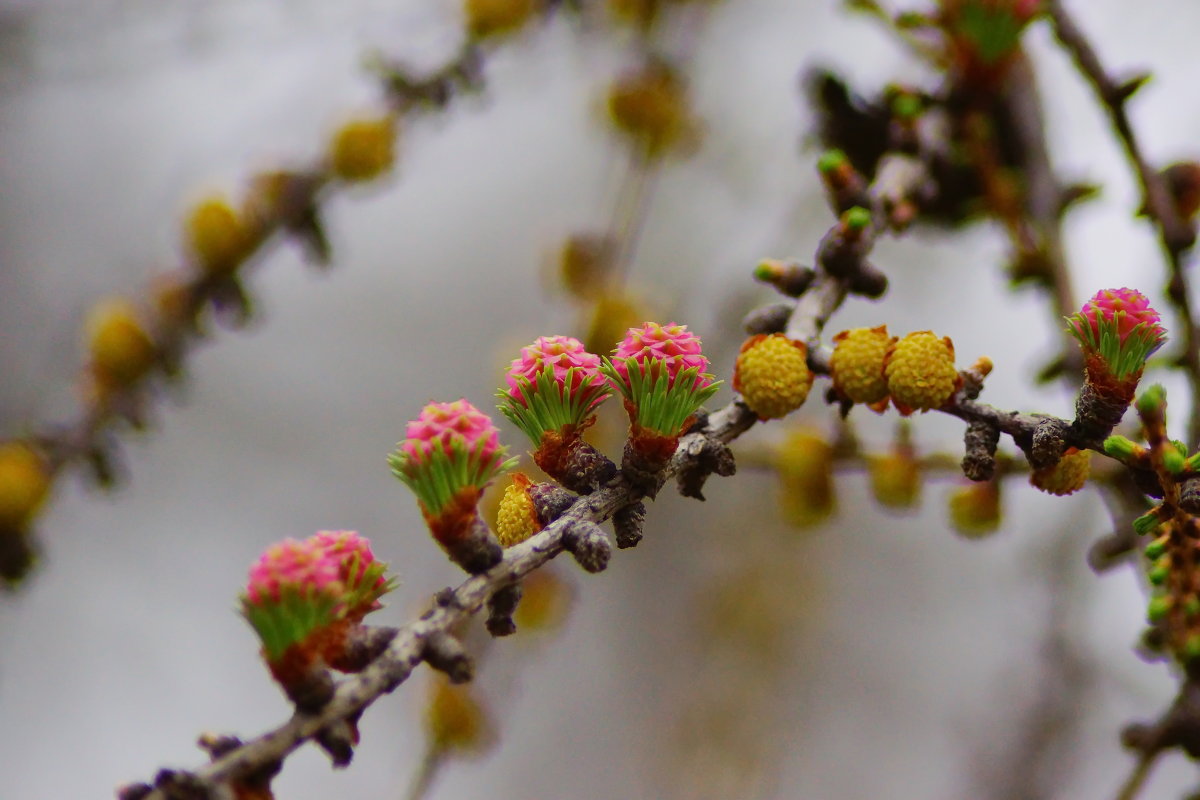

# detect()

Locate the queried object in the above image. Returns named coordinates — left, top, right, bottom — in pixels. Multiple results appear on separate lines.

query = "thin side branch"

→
left=33, top=43, right=491, bottom=481
left=1113, top=753, right=1156, bottom=800
left=1047, top=1, right=1200, bottom=443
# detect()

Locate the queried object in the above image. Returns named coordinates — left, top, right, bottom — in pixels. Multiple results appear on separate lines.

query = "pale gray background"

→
left=2, top=1, right=1200, bottom=798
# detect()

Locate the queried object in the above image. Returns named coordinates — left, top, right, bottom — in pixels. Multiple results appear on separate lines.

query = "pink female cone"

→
left=1066, top=288, right=1166, bottom=441
left=309, top=530, right=396, bottom=672
left=602, top=322, right=720, bottom=493
left=499, top=336, right=614, bottom=493
left=242, top=538, right=343, bottom=710
left=390, top=400, right=515, bottom=573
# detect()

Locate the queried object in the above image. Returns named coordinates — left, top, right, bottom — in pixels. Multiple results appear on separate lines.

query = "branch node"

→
left=1071, top=381, right=1132, bottom=444
left=422, top=632, right=473, bottom=684
left=1180, top=478, right=1200, bottom=515
left=542, top=441, right=618, bottom=495
left=846, top=261, right=888, bottom=298
left=328, top=625, right=399, bottom=673
left=196, top=733, right=242, bottom=760
left=1087, top=528, right=1138, bottom=572
left=448, top=517, right=504, bottom=575
left=561, top=519, right=611, bottom=573
left=280, top=664, right=336, bottom=714
left=315, top=717, right=358, bottom=768
left=753, top=259, right=816, bottom=297
left=197, top=732, right=281, bottom=795
left=433, top=588, right=462, bottom=611
left=962, top=420, right=1000, bottom=481
left=1115, top=72, right=1152, bottom=104
left=815, top=222, right=870, bottom=279
left=613, top=501, right=647, bottom=549
left=485, top=582, right=522, bottom=637
left=528, top=483, right=578, bottom=526
left=674, top=435, right=736, bottom=500
left=150, top=769, right=208, bottom=800
left=1030, top=417, right=1068, bottom=470
left=620, top=440, right=670, bottom=498
left=742, top=302, right=793, bottom=336
left=1120, top=721, right=1159, bottom=753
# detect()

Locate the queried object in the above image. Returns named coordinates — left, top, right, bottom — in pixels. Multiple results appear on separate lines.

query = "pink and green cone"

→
left=941, top=0, right=1040, bottom=90
left=498, top=336, right=614, bottom=491
left=390, top=399, right=516, bottom=517
left=602, top=322, right=720, bottom=438
left=311, top=529, right=395, bottom=621
left=241, top=532, right=395, bottom=663
left=389, top=399, right=515, bottom=572
left=240, top=532, right=396, bottom=707
left=1066, top=288, right=1167, bottom=387
left=242, top=537, right=344, bottom=664
left=1066, top=288, right=1168, bottom=442
left=498, top=335, right=611, bottom=444
left=601, top=322, right=720, bottom=490
left=950, top=0, right=1039, bottom=64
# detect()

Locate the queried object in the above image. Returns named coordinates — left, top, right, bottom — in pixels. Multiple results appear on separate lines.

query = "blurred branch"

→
left=1115, top=674, right=1200, bottom=800
left=608, top=152, right=660, bottom=283
left=999, top=51, right=1077, bottom=330
left=1047, top=0, right=1200, bottom=444
left=2, top=32, right=536, bottom=584
left=403, top=747, right=446, bottom=800
left=970, top=529, right=1096, bottom=800
left=36, top=42, right=491, bottom=478
left=1114, top=753, right=1156, bottom=800
left=1090, top=478, right=1153, bottom=570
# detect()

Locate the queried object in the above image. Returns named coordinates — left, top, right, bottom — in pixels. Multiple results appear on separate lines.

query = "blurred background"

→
left=2, top=0, right=1200, bottom=797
